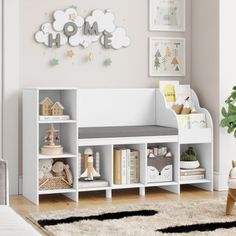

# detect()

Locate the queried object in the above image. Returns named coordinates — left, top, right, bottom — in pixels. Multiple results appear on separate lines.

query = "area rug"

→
left=28, top=197, right=236, bottom=236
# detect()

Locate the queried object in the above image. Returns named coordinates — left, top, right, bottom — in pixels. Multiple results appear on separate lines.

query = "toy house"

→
left=51, top=102, right=64, bottom=116
left=39, top=97, right=53, bottom=116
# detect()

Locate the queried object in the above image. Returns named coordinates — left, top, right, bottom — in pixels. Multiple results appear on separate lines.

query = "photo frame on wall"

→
left=149, top=0, right=186, bottom=31
left=149, top=37, right=186, bottom=77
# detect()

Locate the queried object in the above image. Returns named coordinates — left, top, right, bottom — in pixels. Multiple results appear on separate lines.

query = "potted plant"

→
left=221, top=86, right=236, bottom=136
left=180, top=147, right=200, bottom=169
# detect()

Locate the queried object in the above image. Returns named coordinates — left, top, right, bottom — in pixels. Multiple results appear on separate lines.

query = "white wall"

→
left=2, top=0, right=192, bottom=194
left=3, top=0, right=20, bottom=195
left=218, top=0, right=236, bottom=190
left=191, top=0, right=220, bottom=188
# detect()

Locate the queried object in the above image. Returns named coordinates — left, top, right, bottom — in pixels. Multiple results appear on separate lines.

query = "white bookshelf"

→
left=23, top=88, right=213, bottom=205
left=23, top=88, right=78, bottom=205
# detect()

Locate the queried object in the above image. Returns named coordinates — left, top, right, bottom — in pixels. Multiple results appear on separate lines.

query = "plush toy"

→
left=39, top=159, right=53, bottom=180
left=52, top=161, right=73, bottom=185
left=226, top=161, right=236, bottom=215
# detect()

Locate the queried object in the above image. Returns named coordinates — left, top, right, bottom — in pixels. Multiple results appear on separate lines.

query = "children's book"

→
left=159, top=80, right=179, bottom=108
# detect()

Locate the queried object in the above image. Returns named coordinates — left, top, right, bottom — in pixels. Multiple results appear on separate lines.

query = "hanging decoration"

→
left=66, top=50, right=75, bottom=58
left=50, top=58, right=59, bottom=66
left=104, top=58, right=112, bottom=66
left=87, top=52, right=95, bottom=61
left=35, top=8, right=130, bottom=50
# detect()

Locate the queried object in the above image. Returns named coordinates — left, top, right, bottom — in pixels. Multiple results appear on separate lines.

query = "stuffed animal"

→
left=52, top=161, right=73, bottom=185
left=226, top=161, right=236, bottom=215
left=39, top=159, right=53, bottom=180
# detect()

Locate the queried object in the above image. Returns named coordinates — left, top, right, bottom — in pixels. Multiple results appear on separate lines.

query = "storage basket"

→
left=147, top=156, right=173, bottom=183
left=39, top=176, right=72, bottom=191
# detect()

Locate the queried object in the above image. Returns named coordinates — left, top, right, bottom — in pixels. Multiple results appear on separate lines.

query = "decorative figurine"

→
left=40, top=97, right=53, bottom=116
left=80, top=148, right=100, bottom=181
left=41, top=124, right=64, bottom=155
left=51, top=101, right=64, bottom=116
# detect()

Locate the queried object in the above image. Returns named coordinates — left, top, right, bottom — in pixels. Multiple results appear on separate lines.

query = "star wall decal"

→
left=50, top=58, right=59, bottom=66
left=66, top=50, right=75, bottom=58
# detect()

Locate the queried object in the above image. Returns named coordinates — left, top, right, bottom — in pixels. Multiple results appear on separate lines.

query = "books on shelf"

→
left=39, top=115, right=70, bottom=121
left=180, top=175, right=205, bottom=181
left=180, top=168, right=206, bottom=181
left=114, top=148, right=139, bottom=185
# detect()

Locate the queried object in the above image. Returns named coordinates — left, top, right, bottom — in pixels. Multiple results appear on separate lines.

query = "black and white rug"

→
left=29, top=197, right=236, bottom=236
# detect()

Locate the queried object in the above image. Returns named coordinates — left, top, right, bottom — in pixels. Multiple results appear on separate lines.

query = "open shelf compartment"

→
left=78, top=145, right=113, bottom=191
left=180, top=144, right=213, bottom=191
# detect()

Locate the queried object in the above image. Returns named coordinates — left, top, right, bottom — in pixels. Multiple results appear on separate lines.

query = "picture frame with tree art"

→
left=149, top=37, right=186, bottom=77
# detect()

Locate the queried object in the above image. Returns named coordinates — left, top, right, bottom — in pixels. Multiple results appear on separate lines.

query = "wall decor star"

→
left=50, top=58, right=59, bottom=66
left=66, top=50, right=75, bottom=58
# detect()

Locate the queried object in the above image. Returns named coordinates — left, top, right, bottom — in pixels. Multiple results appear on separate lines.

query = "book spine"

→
left=114, top=149, right=121, bottom=185
left=180, top=171, right=205, bottom=176
left=135, top=152, right=139, bottom=183
left=180, top=175, right=205, bottom=181
left=130, top=154, right=135, bottom=183
left=126, top=149, right=131, bottom=184
left=39, top=115, right=70, bottom=121
left=121, top=149, right=127, bottom=185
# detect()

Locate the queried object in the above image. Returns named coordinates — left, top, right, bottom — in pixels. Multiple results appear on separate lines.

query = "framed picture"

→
left=149, top=37, right=186, bottom=77
left=149, top=0, right=186, bottom=31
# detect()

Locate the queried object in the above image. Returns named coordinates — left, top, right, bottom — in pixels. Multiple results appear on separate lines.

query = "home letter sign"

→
left=35, top=8, right=130, bottom=50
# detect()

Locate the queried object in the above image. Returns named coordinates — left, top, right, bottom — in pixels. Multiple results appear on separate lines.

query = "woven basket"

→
left=39, top=176, right=72, bottom=191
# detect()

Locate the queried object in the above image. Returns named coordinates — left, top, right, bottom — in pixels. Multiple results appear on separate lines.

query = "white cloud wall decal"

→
left=86, top=9, right=116, bottom=33
left=35, top=23, right=67, bottom=47
left=101, top=27, right=131, bottom=49
left=34, top=7, right=130, bottom=50
left=53, top=8, right=84, bottom=32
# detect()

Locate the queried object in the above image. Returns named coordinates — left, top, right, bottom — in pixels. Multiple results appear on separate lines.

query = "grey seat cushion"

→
left=0, top=159, right=7, bottom=205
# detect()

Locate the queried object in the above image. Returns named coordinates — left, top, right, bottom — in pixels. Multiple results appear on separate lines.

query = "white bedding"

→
left=0, top=206, right=41, bottom=236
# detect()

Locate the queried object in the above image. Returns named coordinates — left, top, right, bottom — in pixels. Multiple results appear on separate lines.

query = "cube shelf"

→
left=23, top=88, right=213, bottom=205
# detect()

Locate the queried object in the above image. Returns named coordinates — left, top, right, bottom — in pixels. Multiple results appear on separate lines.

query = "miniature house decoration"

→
left=41, top=124, right=64, bottom=155
left=51, top=102, right=64, bottom=116
left=40, top=97, right=53, bottom=116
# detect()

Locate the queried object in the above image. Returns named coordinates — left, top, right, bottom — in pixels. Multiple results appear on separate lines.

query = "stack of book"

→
left=114, top=148, right=139, bottom=185
left=180, top=168, right=206, bottom=181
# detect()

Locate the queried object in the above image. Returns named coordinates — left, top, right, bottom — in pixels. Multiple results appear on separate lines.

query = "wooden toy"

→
left=51, top=102, right=64, bottom=116
left=40, top=97, right=53, bottom=116
left=226, top=161, right=236, bottom=215
left=80, top=148, right=100, bottom=181
left=40, top=124, right=64, bottom=155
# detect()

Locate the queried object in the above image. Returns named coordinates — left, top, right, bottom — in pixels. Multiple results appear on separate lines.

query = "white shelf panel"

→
left=78, top=187, right=110, bottom=192
left=78, top=135, right=178, bottom=146
left=38, top=153, right=77, bottom=159
left=180, top=179, right=212, bottom=185
left=39, top=188, right=77, bottom=195
left=146, top=181, right=178, bottom=187
left=112, top=183, right=144, bottom=189
left=179, top=128, right=212, bottom=144
left=38, top=120, right=77, bottom=124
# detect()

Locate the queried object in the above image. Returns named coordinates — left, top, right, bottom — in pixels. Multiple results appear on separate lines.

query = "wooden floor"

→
left=10, top=186, right=226, bottom=235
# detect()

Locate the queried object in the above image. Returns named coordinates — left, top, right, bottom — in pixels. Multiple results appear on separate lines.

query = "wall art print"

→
left=149, top=0, right=185, bottom=31
left=35, top=7, right=130, bottom=50
left=149, top=37, right=185, bottom=77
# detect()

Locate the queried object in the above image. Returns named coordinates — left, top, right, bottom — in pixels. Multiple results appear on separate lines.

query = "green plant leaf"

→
left=221, top=107, right=227, bottom=117
left=220, top=119, right=228, bottom=127
left=228, top=127, right=234, bottom=133
left=234, top=130, right=236, bottom=138
left=233, top=86, right=236, bottom=91
left=227, top=115, right=236, bottom=123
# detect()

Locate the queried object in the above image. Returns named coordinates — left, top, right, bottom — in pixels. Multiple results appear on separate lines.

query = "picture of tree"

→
left=149, top=37, right=185, bottom=76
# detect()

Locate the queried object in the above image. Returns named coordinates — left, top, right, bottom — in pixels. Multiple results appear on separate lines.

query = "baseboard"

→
left=18, top=175, right=22, bottom=194
left=214, top=172, right=228, bottom=191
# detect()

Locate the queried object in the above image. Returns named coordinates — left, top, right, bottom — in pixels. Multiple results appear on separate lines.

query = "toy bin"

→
left=147, top=156, right=173, bottom=183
